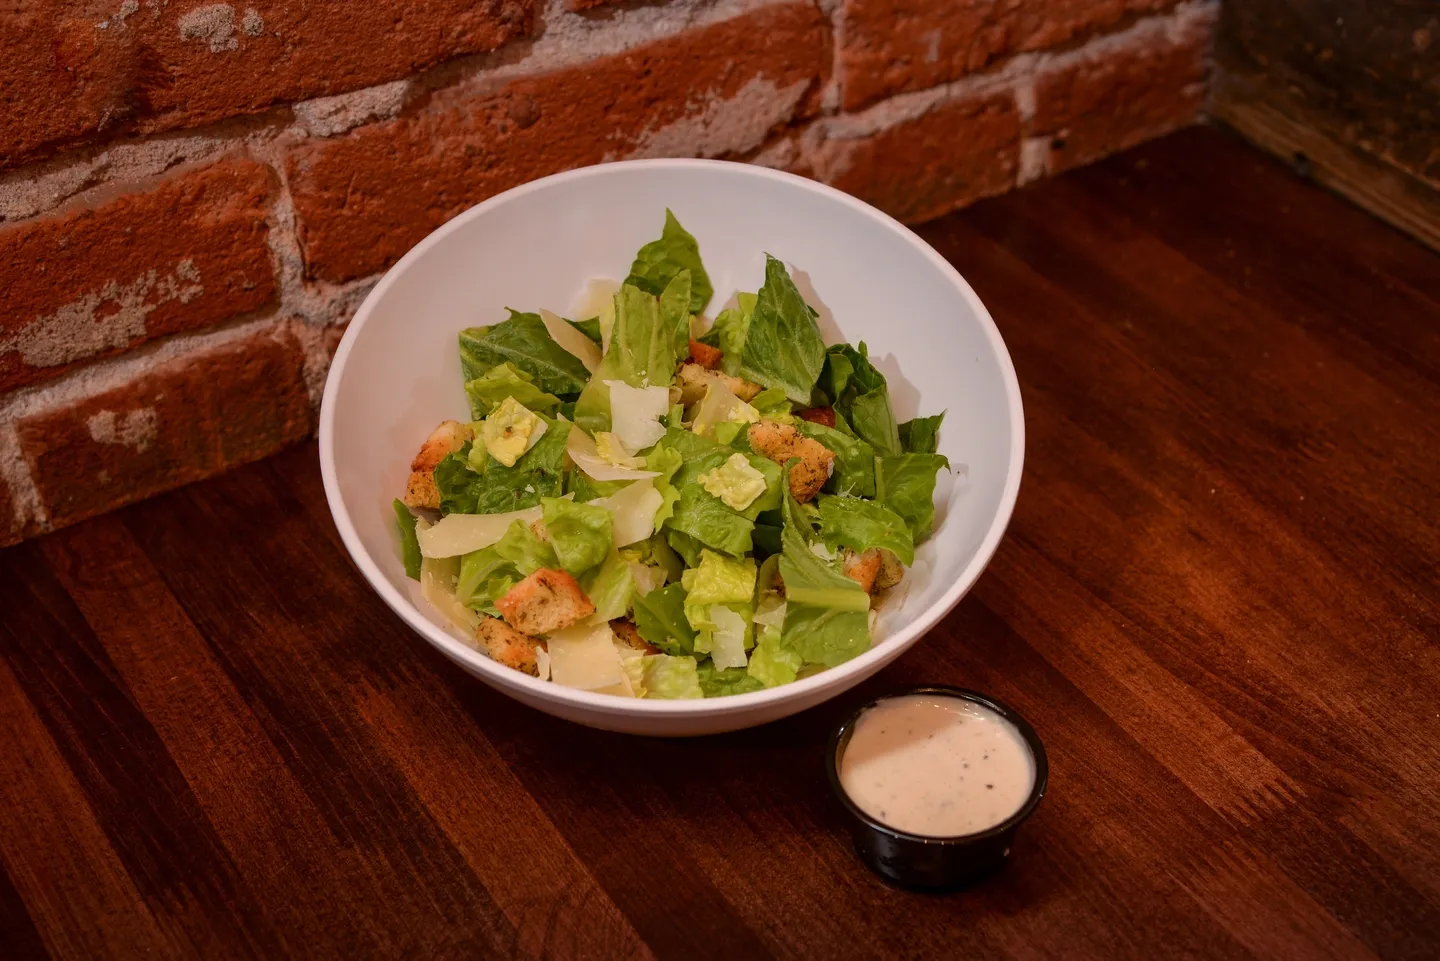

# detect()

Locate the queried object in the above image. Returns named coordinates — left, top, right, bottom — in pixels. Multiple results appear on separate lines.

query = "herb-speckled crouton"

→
left=747, top=421, right=834, bottom=502
left=476, top=617, right=545, bottom=675
left=610, top=618, right=659, bottom=654
left=842, top=548, right=883, bottom=593
left=495, top=568, right=595, bottom=636
left=404, top=420, right=473, bottom=510
left=874, top=548, right=905, bottom=591
left=688, top=338, right=723, bottom=370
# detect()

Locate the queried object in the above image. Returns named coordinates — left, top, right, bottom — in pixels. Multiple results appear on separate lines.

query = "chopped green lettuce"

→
left=541, top=497, right=613, bottom=574
left=645, top=444, right=684, bottom=527
left=632, top=582, right=696, bottom=656
left=640, top=654, right=704, bottom=699
left=697, top=660, right=766, bottom=697
left=779, top=484, right=872, bottom=667
left=566, top=470, right=629, bottom=503
left=817, top=494, right=915, bottom=565
left=579, top=549, right=635, bottom=623
left=434, top=421, right=571, bottom=515
left=463, top=362, right=561, bottom=419
left=460, top=310, right=591, bottom=397
left=747, top=625, right=802, bottom=687
left=898, top=412, right=944, bottom=454
left=680, top=550, right=757, bottom=632
left=876, top=453, right=950, bottom=542
left=822, top=343, right=900, bottom=456
left=567, top=316, right=603, bottom=346
left=456, top=547, right=520, bottom=613
left=739, top=256, right=826, bottom=404
left=703, top=291, right=757, bottom=377
left=574, top=281, right=690, bottom=433
left=624, top=209, right=713, bottom=314
left=493, top=519, right=559, bottom=575
left=393, top=499, right=422, bottom=580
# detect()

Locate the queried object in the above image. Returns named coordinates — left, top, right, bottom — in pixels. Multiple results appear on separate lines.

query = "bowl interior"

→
left=321, top=160, right=1022, bottom=716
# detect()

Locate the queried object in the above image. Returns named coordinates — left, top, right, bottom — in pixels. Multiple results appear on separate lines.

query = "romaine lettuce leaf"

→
left=632, top=582, right=696, bottom=656
left=898, top=412, right=944, bottom=454
left=796, top=420, right=876, bottom=497
left=640, top=654, right=704, bottom=699
left=747, top=625, right=802, bottom=688
left=579, top=549, right=635, bottom=623
left=435, top=422, right=571, bottom=515
left=703, top=291, right=757, bottom=377
left=493, top=519, right=559, bottom=575
left=739, top=255, right=826, bottom=404
left=666, top=485, right=754, bottom=557
left=816, top=494, right=915, bottom=565
left=876, top=453, right=950, bottom=542
left=666, top=529, right=704, bottom=568
left=645, top=444, right=684, bottom=527
left=624, top=209, right=713, bottom=314
left=566, top=471, right=629, bottom=503
left=393, top=499, right=422, bottom=580
left=822, top=343, right=899, bottom=456
left=456, top=547, right=521, bottom=612
left=779, top=484, right=871, bottom=667
left=463, top=362, right=561, bottom=420
left=680, top=550, right=757, bottom=630
left=460, top=311, right=591, bottom=397
left=573, top=282, right=690, bottom=433
left=696, top=660, right=766, bottom=697
left=567, top=316, right=603, bottom=345
left=541, top=497, right=613, bottom=574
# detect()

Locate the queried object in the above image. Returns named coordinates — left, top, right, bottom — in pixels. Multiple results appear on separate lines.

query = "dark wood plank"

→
left=0, top=127, right=1437, bottom=959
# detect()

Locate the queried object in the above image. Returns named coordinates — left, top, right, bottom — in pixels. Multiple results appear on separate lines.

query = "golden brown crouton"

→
left=610, top=618, right=659, bottom=654
left=874, top=548, right=905, bottom=591
left=476, top=617, right=545, bottom=675
left=404, top=420, right=474, bottom=509
left=688, top=338, right=723, bottom=370
left=496, top=568, right=595, bottom=636
left=747, top=421, right=835, bottom=503
left=677, top=363, right=763, bottom=407
left=842, top=548, right=883, bottom=593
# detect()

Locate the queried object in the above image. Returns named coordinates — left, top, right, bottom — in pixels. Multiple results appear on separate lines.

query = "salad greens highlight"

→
left=395, top=211, right=948, bottom=699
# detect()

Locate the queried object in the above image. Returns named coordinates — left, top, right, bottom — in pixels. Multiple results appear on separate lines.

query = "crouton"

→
left=747, top=421, right=835, bottom=503
left=798, top=406, right=836, bottom=428
left=688, top=338, right=723, bottom=370
left=610, top=618, right=659, bottom=654
left=404, top=420, right=474, bottom=510
left=496, top=568, right=596, bottom=635
left=842, top=548, right=883, bottom=593
left=677, top=363, right=763, bottom=408
left=476, top=617, right=545, bottom=675
left=874, top=548, right=905, bottom=591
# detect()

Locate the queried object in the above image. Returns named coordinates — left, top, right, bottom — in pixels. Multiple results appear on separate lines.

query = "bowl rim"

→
left=318, top=157, right=1025, bottom=718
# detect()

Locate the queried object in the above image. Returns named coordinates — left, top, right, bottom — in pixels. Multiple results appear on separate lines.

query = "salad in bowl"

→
left=391, top=211, right=949, bottom=700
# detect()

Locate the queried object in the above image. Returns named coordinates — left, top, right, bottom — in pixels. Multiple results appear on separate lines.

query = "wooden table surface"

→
left=2, top=127, right=1438, bottom=960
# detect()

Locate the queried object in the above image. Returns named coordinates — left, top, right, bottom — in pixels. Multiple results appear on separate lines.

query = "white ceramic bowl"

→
left=319, top=160, right=1023, bottom=736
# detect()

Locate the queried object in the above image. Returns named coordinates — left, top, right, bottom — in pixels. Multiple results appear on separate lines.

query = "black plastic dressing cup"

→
left=825, top=686, right=1048, bottom=890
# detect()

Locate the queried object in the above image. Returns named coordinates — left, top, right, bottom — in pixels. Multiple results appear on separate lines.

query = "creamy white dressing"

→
left=839, top=694, right=1035, bottom=837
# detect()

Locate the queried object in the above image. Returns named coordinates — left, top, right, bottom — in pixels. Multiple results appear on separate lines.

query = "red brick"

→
left=0, top=0, right=535, bottom=168
left=287, top=3, right=831, bottom=283
left=839, top=0, right=1176, bottom=110
left=0, top=160, right=277, bottom=392
left=1033, top=23, right=1209, bottom=175
left=816, top=91, right=1020, bottom=223
left=17, top=326, right=314, bottom=530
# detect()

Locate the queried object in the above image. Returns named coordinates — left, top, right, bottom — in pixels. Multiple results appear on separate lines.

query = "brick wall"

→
left=0, top=0, right=1218, bottom=545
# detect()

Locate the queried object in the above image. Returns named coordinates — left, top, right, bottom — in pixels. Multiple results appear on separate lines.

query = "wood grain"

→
left=1, top=127, right=1437, bottom=959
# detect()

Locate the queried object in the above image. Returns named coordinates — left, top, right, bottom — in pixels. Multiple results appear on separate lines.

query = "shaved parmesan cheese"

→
left=570, top=278, right=620, bottom=326
left=535, top=646, right=552, bottom=682
left=418, top=504, right=544, bottom=558
left=547, top=622, right=624, bottom=691
left=539, top=308, right=602, bottom=373
left=708, top=605, right=748, bottom=670
left=592, top=478, right=663, bottom=546
left=420, top=555, right=482, bottom=635
left=628, top=561, right=665, bottom=596
left=566, top=426, right=660, bottom=482
left=605, top=380, right=669, bottom=452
